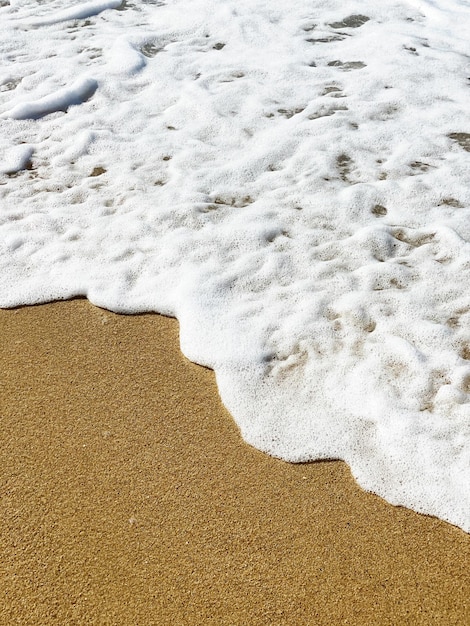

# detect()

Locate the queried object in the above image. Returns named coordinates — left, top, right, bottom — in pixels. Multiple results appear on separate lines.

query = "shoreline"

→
left=1, top=299, right=469, bottom=624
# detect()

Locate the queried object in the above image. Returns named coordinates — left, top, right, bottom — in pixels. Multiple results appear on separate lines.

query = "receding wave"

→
left=0, top=0, right=469, bottom=531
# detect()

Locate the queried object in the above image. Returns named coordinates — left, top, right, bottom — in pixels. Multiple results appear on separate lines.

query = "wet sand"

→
left=1, top=299, right=469, bottom=625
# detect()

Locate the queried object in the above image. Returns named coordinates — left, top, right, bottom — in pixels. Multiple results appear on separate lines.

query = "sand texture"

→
left=1, top=300, right=469, bottom=625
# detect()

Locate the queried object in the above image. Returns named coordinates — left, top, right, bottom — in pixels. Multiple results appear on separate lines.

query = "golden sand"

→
left=1, top=299, right=469, bottom=625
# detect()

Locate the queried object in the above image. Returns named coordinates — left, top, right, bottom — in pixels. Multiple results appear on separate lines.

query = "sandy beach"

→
left=0, top=299, right=469, bottom=625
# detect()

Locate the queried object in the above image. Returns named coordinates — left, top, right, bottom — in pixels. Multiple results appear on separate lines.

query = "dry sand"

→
left=1, top=299, right=469, bottom=625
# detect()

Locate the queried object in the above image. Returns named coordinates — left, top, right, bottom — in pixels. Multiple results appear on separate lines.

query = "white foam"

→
left=1, top=77, right=98, bottom=120
left=12, top=0, right=122, bottom=27
left=0, top=0, right=469, bottom=531
left=0, top=144, right=33, bottom=175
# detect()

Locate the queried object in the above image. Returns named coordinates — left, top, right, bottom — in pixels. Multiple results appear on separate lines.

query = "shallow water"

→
left=0, top=0, right=469, bottom=531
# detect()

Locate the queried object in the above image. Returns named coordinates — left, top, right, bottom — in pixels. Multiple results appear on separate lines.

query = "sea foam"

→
left=0, top=0, right=469, bottom=531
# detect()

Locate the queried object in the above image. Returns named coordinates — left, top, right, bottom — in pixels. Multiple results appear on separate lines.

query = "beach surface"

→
left=1, top=299, right=469, bottom=625
left=2, top=0, right=470, bottom=532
